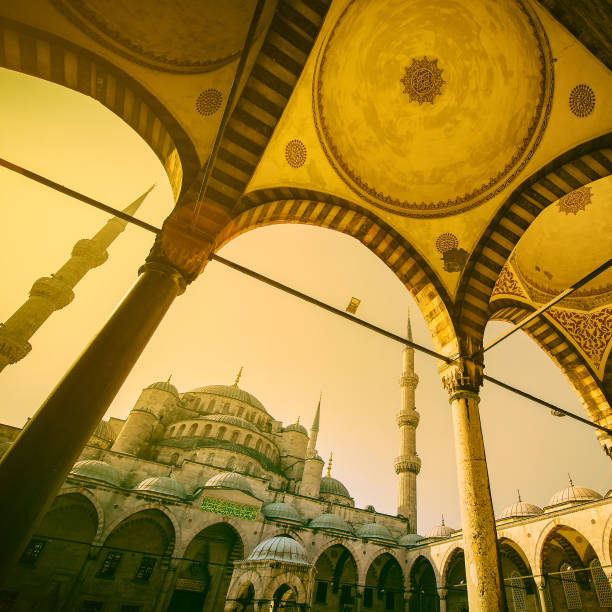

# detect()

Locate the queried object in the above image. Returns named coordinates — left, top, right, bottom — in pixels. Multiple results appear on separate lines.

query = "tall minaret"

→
left=306, top=393, right=321, bottom=457
left=301, top=395, right=324, bottom=498
left=0, top=186, right=154, bottom=373
left=394, top=311, right=421, bottom=531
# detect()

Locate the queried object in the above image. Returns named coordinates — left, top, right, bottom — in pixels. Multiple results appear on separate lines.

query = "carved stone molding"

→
left=396, top=410, right=420, bottom=428
left=399, top=373, right=419, bottom=388
left=394, top=454, right=421, bottom=475
left=29, top=277, right=75, bottom=310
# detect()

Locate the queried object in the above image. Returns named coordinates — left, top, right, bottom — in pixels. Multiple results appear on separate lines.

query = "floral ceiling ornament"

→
left=492, top=263, right=527, bottom=299
left=401, top=57, right=446, bottom=105
left=556, top=186, right=592, bottom=215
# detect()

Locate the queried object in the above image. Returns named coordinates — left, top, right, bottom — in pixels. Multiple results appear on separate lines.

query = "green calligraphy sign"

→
left=201, top=497, right=258, bottom=521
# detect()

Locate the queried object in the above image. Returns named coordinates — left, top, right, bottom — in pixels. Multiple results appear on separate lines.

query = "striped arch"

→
left=0, top=16, right=199, bottom=200
left=223, top=189, right=457, bottom=354
left=491, top=302, right=611, bottom=455
left=456, top=133, right=612, bottom=342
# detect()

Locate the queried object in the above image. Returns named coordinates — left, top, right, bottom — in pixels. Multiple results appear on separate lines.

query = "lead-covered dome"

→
left=203, top=414, right=261, bottom=433
left=284, top=422, right=308, bottom=435
left=425, top=522, right=454, bottom=539
left=499, top=500, right=543, bottom=520
left=355, top=522, right=397, bottom=543
left=71, top=460, right=121, bottom=487
left=262, top=502, right=304, bottom=524
left=548, top=484, right=602, bottom=507
left=189, top=384, right=267, bottom=412
left=399, top=533, right=425, bottom=547
left=247, top=536, right=309, bottom=564
left=309, top=512, right=353, bottom=534
left=92, top=420, right=116, bottom=443
left=146, top=380, right=179, bottom=397
left=320, top=476, right=351, bottom=499
left=205, top=471, right=254, bottom=496
left=135, top=476, right=187, bottom=499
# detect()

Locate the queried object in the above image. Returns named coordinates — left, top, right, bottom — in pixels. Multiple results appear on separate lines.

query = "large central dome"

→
left=313, top=0, right=552, bottom=217
left=188, top=384, right=267, bottom=413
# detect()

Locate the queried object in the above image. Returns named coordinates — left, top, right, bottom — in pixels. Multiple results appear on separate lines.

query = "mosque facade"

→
left=0, top=339, right=610, bottom=611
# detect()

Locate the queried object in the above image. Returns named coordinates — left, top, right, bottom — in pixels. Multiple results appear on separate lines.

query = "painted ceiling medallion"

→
left=401, top=57, right=445, bottom=104
left=435, top=233, right=467, bottom=273
left=196, top=89, right=223, bottom=116
left=285, top=140, right=307, bottom=168
left=556, top=186, right=592, bottom=215
left=569, top=84, right=595, bottom=118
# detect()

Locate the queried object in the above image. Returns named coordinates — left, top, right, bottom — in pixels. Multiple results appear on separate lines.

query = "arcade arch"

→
left=364, top=552, right=405, bottom=612
left=312, top=544, right=359, bottom=611
left=409, top=555, right=440, bottom=612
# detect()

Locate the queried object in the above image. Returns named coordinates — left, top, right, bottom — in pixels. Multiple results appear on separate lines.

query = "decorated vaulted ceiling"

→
left=0, top=0, right=611, bottom=448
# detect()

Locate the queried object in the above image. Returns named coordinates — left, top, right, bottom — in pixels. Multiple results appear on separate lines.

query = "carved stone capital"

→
left=394, top=454, right=421, bottom=474
left=396, top=410, right=420, bottom=428
left=146, top=201, right=231, bottom=284
left=29, top=277, right=74, bottom=309
left=440, top=336, right=483, bottom=398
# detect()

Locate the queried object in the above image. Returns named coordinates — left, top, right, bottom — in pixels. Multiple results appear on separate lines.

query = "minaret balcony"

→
left=399, top=373, right=419, bottom=388
left=29, top=277, right=74, bottom=309
left=396, top=410, right=420, bottom=428
left=394, top=454, right=421, bottom=475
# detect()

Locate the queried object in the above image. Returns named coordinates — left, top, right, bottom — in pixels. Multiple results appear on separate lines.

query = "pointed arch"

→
left=456, top=133, right=612, bottom=342
left=177, top=516, right=250, bottom=558
left=263, top=572, right=308, bottom=602
left=0, top=18, right=199, bottom=200
left=312, top=539, right=365, bottom=583
left=491, top=302, right=612, bottom=455
left=408, top=554, right=440, bottom=611
left=58, top=486, right=105, bottom=545
left=222, top=189, right=457, bottom=354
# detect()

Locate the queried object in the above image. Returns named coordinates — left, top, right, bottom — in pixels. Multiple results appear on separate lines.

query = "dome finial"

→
left=327, top=452, right=333, bottom=477
left=568, top=473, right=574, bottom=487
left=233, top=366, right=243, bottom=387
left=517, top=489, right=522, bottom=502
left=167, top=374, right=172, bottom=383
left=297, top=416, right=300, bottom=425
left=441, top=514, right=445, bottom=526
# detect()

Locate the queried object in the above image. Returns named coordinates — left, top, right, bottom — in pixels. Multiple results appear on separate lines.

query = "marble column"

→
left=0, top=201, right=231, bottom=580
left=535, top=578, right=550, bottom=612
left=438, top=588, right=447, bottom=612
left=441, top=338, right=507, bottom=612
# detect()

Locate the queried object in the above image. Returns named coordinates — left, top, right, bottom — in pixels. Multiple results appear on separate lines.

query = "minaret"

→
left=306, top=393, right=321, bottom=457
left=394, top=310, right=421, bottom=531
left=301, top=395, right=324, bottom=498
left=0, top=186, right=154, bottom=373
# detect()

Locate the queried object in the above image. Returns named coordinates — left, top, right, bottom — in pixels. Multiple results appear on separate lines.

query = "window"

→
left=81, top=602, right=103, bottom=612
left=364, top=588, right=374, bottom=608
left=255, top=440, right=262, bottom=452
left=510, top=572, right=526, bottom=612
left=188, top=423, right=198, bottom=436
left=244, top=435, right=252, bottom=447
left=203, top=424, right=212, bottom=437
left=245, top=463, right=252, bottom=475
left=97, top=552, right=122, bottom=579
left=20, top=539, right=45, bottom=565
left=168, top=426, right=175, bottom=437
left=207, top=399, right=216, bottom=411
left=177, top=424, right=185, bottom=436
left=206, top=453, right=215, bottom=465
left=231, top=431, right=239, bottom=443
left=217, top=427, right=226, bottom=440
left=590, top=558, right=612, bottom=606
left=237, top=406, right=244, bottom=417
left=315, top=581, right=328, bottom=603
left=223, top=403, right=230, bottom=414
left=134, top=556, right=156, bottom=583
left=341, top=585, right=353, bottom=604
left=227, top=457, right=235, bottom=470
left=560, top=563, right=582, bottom=609
left=170, top=452, right=179, bottom=465
left=384, top=591, right=394, bottom=610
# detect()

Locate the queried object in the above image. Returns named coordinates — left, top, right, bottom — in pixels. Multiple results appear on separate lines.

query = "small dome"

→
left=355, top=522, right=397, bottom=543
left=247, top=536, right=309, bottom=564
left=71, top=460, right=121, bottom=487
left=499, top=500, right=543, bottom=520
left=425, top=523, right=454, bottom=539
left=92, top=420, right=116, bottom=443
left=205, top=471, right=254, bottom=496
left=262, top=502, right=304, bottom=524
left=320, top=476, right=351, bottom=499
left=146, top=381, right=179, bottom=397
left=202, top=414, right=260, bottom=434
left=365, top=505, right=376, bottom=512
left=548, top=484, right=602, bottom=507
left=309, top=512, right=353, bottom=534
left=189, top=384, right=267, bottom=412
left=399, top=533, right=425, bottom=547
left=284, top=422, right=308, bottom=435
left=135, top=476, right=187, bottom=499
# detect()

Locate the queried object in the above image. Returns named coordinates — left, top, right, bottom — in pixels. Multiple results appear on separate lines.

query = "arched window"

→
left=188, top=423, right=198, bottom=437
left=510, top=571, right=526, bottom=612
left=223, top=403, right=230, bottom=414
left=207, top=399, right=216, bottom=411
left=217, top=427, right=226, bottom=440
left=560, top=563, right=582, bottom=609
left=590, top=558, right=612, bottom=606
left=231, top=431, right=239, bottom=443
left=206, top=453, right=215, bottom=465
left=177, top=424, right=186, bottom=436
left=255, top=440, right=262, bottom=452
left=244, top=435, right=252, bottom=447
left=203, top=424, right=212, bottom=438
left=168, top=426, right=175, bottom=437
left=237, top=406, right=244, bottom=417
left=170, top=452, right=179, bottom=465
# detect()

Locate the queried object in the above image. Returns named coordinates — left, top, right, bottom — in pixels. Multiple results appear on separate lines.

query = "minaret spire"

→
left=327, top=452, right=333, bottom=477
left=0, top=186, right=154, bottom=373
left=394, top=308, right=421, bottom=532
left=306, top=393, right=321, bottom=457
left=233, top=366, right=243, bottom=387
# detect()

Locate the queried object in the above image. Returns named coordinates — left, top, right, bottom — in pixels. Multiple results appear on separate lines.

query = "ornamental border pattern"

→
left=311, top=0, right=554, bottom=218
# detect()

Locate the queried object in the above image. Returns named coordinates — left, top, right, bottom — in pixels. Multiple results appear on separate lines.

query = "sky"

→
left=0, top=68, right=609, bottom=535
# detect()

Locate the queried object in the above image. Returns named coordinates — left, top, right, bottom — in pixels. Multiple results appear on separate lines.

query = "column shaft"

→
left=0, top=262, right=185, bottom=579
left=450, top=391, right=507, bottom=611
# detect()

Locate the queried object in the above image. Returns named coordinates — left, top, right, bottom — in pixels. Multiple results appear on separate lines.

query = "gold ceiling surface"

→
left=312, top=0, right=554, bottom=218
left=52, top=0, right=258, bottom=73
